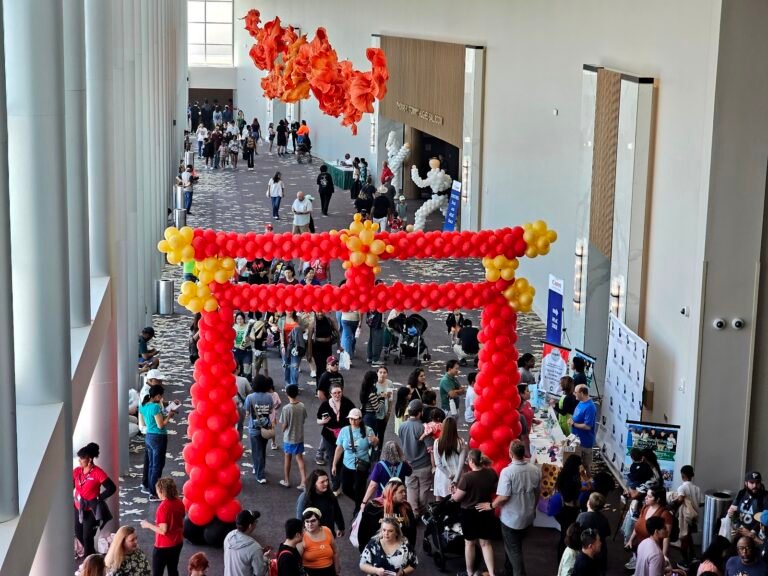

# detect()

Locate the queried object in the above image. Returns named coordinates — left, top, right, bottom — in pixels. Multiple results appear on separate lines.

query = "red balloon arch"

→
left=158, top=218, right=557, bottom=526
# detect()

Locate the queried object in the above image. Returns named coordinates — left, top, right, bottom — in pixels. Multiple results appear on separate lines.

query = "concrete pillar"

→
left=0, top=0, right=18, bottom=524
left=63, top=0, right=91, bottom=327
left=4, top=0, right=73, bottom=569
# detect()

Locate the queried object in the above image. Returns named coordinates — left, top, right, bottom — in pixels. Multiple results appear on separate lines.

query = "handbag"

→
left=251, top=404, right=275, bottom=439
left=339, top=351, right=351, bottom=371
left=349, top=426, right=370, bottom=473
left=349, top=508, right=363, bottom=549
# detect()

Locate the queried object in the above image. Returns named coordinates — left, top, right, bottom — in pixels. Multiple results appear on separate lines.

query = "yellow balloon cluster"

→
left=195, top=257, right=236, bottom=286
left=522, top=221, right=558, bottom=258
left=178, top=281, right=219, bottom=313
left=482, top=255, right=519, bottom=283
left=157, top=226, right=195, bottom=265
left=339, top=214, right=394, bottom=275
left=503, top=277, right=536, bottom=313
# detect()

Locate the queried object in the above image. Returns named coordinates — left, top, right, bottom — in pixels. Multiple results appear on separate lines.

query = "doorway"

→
left=403, top=126, right=460, bottom=199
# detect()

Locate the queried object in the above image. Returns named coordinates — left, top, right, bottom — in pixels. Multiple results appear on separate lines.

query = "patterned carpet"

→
left=115, top=144, right=566, bottom=575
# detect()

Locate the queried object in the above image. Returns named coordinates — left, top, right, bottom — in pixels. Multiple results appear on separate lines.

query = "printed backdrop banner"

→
left=623, top=421, right=680, bottom=489
left=573, top=349, right=597, bottom=394
left=597, top=314, right=648, bottom=474
left=539, top=341, right=570, bottom=395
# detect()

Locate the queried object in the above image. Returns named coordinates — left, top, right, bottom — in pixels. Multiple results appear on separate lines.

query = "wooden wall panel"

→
left=589, top=69, right=622, bottom=258
left=379, top=36, right=465, bottom=148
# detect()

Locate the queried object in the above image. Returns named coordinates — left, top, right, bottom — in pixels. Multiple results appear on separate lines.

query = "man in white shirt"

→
left=176, top=164, right=194, bottom=213
left=291, top=191, right=312, bottom=234
left=635, top=516, right=686, bottom=576
left=476, top=440, right=540, bottom=576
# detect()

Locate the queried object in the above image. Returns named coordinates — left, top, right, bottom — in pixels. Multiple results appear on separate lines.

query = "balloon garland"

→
left=158, top=218, right=557, bottom=528
left=242, top=9, right=388, bottom=134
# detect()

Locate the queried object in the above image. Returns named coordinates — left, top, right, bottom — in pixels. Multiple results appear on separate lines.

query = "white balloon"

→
left=410, top=161, right=452, bottom=231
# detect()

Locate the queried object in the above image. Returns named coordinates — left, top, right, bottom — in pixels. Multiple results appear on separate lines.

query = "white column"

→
left=64, top=0, right=91, bottom=327
left=0, top=0, right=18, bottom=524
left=4, top=0, right=73, bottom=569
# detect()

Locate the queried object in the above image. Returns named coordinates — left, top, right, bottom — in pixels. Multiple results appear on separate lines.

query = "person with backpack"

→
left=361, top=440, right=413, bottom=505
left=275, top=518, right=304, bottom=576
left=316, top=165, right=335, bottom=216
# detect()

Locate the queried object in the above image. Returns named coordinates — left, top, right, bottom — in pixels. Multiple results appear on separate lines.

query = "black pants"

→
left=245, top=149, right=254, bottom=167
left=340, top=465, right=368, bottom=515
left=153, top=543, right=183, bottom=576
left=320, top=189, right=333, bottom=215
left=555, top=504, right=580, bottom=558
left=75, top=507, right=99, bottom=557
left=313, top=341, right=332, bottom=379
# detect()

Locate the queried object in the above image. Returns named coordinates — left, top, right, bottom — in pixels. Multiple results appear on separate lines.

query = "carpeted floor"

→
left=108, top=143, right=635, bottom=575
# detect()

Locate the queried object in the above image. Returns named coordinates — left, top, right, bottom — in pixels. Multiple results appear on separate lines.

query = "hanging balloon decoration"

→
left=158, top=218, right=558, bottom=529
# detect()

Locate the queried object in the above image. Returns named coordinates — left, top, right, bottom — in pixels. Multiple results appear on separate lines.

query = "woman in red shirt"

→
left=141, top=477, right=186, bottom=576
left=73, top=442, right=116, bottom=557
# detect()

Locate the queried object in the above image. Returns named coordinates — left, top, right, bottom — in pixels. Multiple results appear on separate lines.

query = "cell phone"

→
left=322, top=413, right=330, bottom=419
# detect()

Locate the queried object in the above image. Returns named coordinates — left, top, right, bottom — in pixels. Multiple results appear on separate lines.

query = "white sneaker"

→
left=624, top=555, right=637, bottom=570
left=310, top=371, right=316, bottom=378
left=279, top=480, right=290, bottom=488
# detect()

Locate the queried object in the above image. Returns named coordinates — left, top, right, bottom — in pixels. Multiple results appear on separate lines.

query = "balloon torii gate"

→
left=158, top=216, right=557, bottom=529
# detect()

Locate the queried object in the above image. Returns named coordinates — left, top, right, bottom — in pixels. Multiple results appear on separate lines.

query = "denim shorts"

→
left=283, top=442, right=305, bottom=455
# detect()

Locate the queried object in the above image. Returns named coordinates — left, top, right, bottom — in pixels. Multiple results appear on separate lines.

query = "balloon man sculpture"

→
left=385, top=130, right=410, bottom=195
left=411, top=158, right=453, bottom=230
left=158, top=218, right=557, bottom=543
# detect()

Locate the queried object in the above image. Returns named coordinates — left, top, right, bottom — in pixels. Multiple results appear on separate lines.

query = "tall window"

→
left=188, top=0, right=233, bottom=66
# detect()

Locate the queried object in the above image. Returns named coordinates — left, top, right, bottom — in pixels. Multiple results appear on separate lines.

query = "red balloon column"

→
left=183, top=307, right=243, bottom=526
left=158, top=217, right=557, bottom=534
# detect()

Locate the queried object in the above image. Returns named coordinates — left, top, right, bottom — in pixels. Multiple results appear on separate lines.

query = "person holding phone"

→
left=139, top=384, right=176, bottom=501
left=359, top=517, right=418, bottom=576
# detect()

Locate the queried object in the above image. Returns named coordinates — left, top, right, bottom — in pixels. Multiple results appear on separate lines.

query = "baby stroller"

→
left=296, top=134, right=313, bottom=163
left=388, top=313, right=431, bottom=365
left=422, top=499, right=464, bottom=571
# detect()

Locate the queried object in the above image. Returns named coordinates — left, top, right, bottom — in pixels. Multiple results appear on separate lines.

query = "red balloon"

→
left=205, top=448, right=228, bottom=469
left=183, top=479, right=204, bottom=502
left=229, top=442, right=244, bottom=461
left=217, top=463, right=241, bottom=486
left=218, top=427, right=240, bottom=449
left=183, top=444, right=202, bottom=465
left=204, top=485, right=228, bottom=507
left=216, top=499, right=242, bottom=523
left=480, top=411, right=496, bottom=429
left=207, top=413, right=228, bottom=433
left=479, top=441, right=495, bottom=458
left=189, top=465, right=215, bottom=486
left=188, top=502, right=215, bottom=526
left=192, top=429, right=215, bottom=450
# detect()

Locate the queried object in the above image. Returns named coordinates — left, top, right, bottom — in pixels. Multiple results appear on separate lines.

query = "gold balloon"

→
left=370, top=240, right=386, bottom=255
left=181, top=245, right=195, bottom=260
left=359, top=229, right=374, bottom=245
left=342, top=261, right=352, bottom=269
left=168, top=235, right=183, bottom=250
left=493, top=255, right=506, bottom=269
left=221, top=258, right=235, bottom=271
left=523, top=230, right=535, bottom=244
left=181, top=281, right=196, bottom=296
left=539, top=245, right=550, bottom=255
left=504, top=286, right=516, bottom=300
left=188, top=298, right=203, bottom=314
left=214, top=269, right=230, bottom=283
left=157, top=239, right=170, bottom=252
left=386, top=245, right=395, bottom=254
left=500, top=268, right=516, bottom=281
left=365, top=253, right=379, bottom=267
left=198, top=270, right=214, bottom=285
left=536, top=237, right=550, bottom=252
left=485, top=268, right=501, bottom=282
left=350, top=252, right=366, bottom=266
left=371, top=222, right=380, bottom=232
left=533, top=220, right=547, bottom=234
left=353, top=213, right=362, bottom=222
left=510, top=258, right=519, bottom=270
left=520, top=293, right=533, bottom=307
left=180, top=226, right=194, bottom=243
left=196, top=284, right=210, bottom=298
left=164, top=227, right=178, bottom=241
left=204, top=258, right=218, bottom=271
left=178, top=293, right=191, bottom=306
left=547, top=230, right=558, bottom=242
left=482, top=257, right=492, bottom=268
left=373, top=266, right=382, bottom=275
left=167, top=252, right=181, bottom=265
left=347, top=237, right=362, bottom=252
left=350, top=221, right=364, bottom=234
left=203, top=298, right=218, bottom=312
left=516, top=278, right=529, bottom=291
left=525, top=247, right=538, bottom=258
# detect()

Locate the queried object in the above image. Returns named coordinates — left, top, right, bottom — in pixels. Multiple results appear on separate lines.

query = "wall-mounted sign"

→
left=395, top=101, right=444, bottom=126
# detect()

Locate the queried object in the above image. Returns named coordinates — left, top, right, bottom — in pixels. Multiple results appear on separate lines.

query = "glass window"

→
left=187, top=0, right=232, bottom=66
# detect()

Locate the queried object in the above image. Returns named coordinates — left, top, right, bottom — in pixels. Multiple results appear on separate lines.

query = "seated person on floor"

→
left=453, top=319, right=479, bottom=366
left=138, top=327, right=160, bottom=373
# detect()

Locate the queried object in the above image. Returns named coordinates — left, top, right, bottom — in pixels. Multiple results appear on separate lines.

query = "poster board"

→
left=539, top=341, right=570, bottom=395
left=597, top=314, right=648, bottom=474
left=623, top=421, right=680, bottom=489
left=546, top=275, right=564, bottom=345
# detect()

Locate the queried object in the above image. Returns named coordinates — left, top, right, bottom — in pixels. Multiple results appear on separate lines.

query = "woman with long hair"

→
left=433, top=416, right=468, bottom=499
left=550, top=375, right=578, bottom=435
left=104, top=525, right=151, bottom=576
left=357, top=477, right=417, bottom=552
left=140, top=477, right=186, bottom=576
left=266, top=171, right=284, bottom=219
left=296, top=469, right=345, bottom=536
left=393, top=386, right=412, bottom=435
left=362, top=440, right=413, bottom=505
left=80, top=554, right=106, bottom=576
left=554, top=454, right=589, bottom=557
left=359, top=370, right=383, bottom=432
left=74, top=442, right=116, bottom=557
left=624, top=487, right=673, bottom=571
left=407, top=368, right=428, bottom=402
left=359, top=517, right=418, bottom=576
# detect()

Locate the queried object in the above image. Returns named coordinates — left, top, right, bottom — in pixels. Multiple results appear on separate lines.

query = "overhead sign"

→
left=546, top=274, right=564, bottom=344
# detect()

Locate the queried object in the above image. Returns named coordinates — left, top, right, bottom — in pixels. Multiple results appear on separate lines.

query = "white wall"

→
left=189, top=65, right=236, bottom=89
left=232, top=0, right=724, bottom=473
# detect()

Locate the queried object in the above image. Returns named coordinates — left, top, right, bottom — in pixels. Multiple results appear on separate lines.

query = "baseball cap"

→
left=327, top=356, right=338, bottom=366
left=146, top=369, right=165, bottom=381
left=755, top=511, right=768, bottom=526
left=407, top=399, right=423, bottom=415
left=348, top=408, right=363, bottom=420
left=746, top=471, right=762, bottom=482
left=236, top=509, right=260, bottom=527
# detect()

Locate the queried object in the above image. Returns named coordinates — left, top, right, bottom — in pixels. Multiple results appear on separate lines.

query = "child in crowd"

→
left=420, top=389, right=438, bottom=423
left=464, top=372, right=477, bottom=425
left=674, top=465, right=702, bottom=565
left=218, top=140, right=229, bottom=169
left=624, top=447, right=653, bottom=516
left=267, top=378, right=282, bottom=450
left=420, top=407, right=446, bottom=453
left=279, top=385, right=307, bottom=490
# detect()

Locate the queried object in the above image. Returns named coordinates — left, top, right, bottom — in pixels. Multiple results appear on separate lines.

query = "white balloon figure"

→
left=385, top=131, right=410, bottom=194
left=411, top=157, right=453, bottom=231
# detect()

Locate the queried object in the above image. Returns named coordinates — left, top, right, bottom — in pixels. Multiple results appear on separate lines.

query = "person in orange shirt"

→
left=297, top=120, right=310, bottom=136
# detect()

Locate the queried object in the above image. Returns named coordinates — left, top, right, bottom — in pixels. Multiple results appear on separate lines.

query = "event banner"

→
left=546, top=275, right=564, bottom=345
left=597, top=314, right=648, bottom=473
left=539, top=341, right=570, bottom=395
left=623, top=421, right=680, bottom=488
left=442, top=180, right=462, bottom=232
left=572, top=349, right=597, bottom=393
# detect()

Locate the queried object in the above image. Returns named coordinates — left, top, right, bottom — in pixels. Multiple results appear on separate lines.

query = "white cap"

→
left=146, top=369, right=165, bottom=381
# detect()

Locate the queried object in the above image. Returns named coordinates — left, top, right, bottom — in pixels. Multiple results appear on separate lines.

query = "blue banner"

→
left=546, top=274, right=564, bottom=345
left=442, top=180, right=462, bottom=232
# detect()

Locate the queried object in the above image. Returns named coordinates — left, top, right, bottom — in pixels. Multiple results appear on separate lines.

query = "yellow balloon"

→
left=342, top=261, right=352, bottom=269
left=350, top=221, right=364, bottom=234
left=371, top=222, right=380, bottom=232
left=347, top=237, right=362, bottom=252
left=350, top=252, right=366, bottom=266
left=503, top=286, right=516, bottom=300
left=482, top=257, right=492, bottom=268
left=536, top=237, right=550, bottom=252
left=359, top=230, right=374, bottom=245
left=157, top=239, right=170, bottom=252
left=510, top=258, right=519, bottom=270
left=493, top=255, right=507, bottom=269
left=196, top=284, right=210, bottom=298
left=180, top=226, right=194, bottom=243
left=547, top=230, right=558, bottom=243
left=522, top=231, right=535, bottom=244
left=353, top=213, right=362, bottom=222
left=221, top=258, right=235, bottom=271
left=501, top=267, right=516, bottom=281
left=533, top=220, right=547, bottom=234
left=198, top=270, right=214, bottom=285
left=339, top=233, right=348, bottom=242
left=516, top=278, right=529, bottom=291
left=520, top=293, right=533, bottom=306
left=370, top=240, right=386, bottom=255
left=167, top=252, right=181, bottom=265
left=365, top=253, right=379, bottom=267
left=181, top=281, right=196, bottom=296
left=373, top=266, right=382, bottom=275
left=181, top=245, right=195, bottom=261
left=188, top=298, right=203, bottom=314
left=363, top=220, right=373, bottom=230
left=204, top=258, right=218, bottom=271
left=168, top=235, right=183, bottom=250
left=522, top=223, right=533, bottom=232
left=330, top=229, right=339, bottom=235
left=539, top=245, right=550, bottom=255
left=178, top=293, right=191, bottom=306
left=525, top=247, right=538, bottom=258
left=203, top=298, right=218, bottom=312
left=485, top=268, right=501, bottom=282
left=529, top=286, right=536, bottom=296
left=386, top=245, right=395, bottom=254
left=164, top=227, right=178, bottom=241
left=214, top=269, right=230, bottom=283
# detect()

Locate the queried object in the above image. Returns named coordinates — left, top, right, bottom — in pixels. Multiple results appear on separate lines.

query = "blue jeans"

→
left=341, top=320, right=359, bottom=357
left=145, top=433, right=167, bottom=496
left=197, top=140, right=203, bottom=156
left=367, top=327, right=384, bottom=362
left=184, top=189, right=193, bottom=211
left=335, top=312, right=344, bottom=345
left=271, top=196, right=281, bottom=218
left=283, top=350, right=299, bottom=386
left=249, top=432, right=268, bottom=481
left=214, top=152, right=220, bottom=169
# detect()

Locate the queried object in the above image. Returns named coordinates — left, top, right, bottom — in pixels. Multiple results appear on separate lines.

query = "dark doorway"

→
left=404, top=127, right=459, bottom=199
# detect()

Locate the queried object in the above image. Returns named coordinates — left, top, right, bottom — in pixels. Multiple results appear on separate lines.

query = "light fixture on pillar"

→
left=573, top=239, right=585, bottom=312
left=461, top=157, right=470, bottom=201
left=369, top=114, right=377, bottom=153
left=286, top=103, right=294, bottom=124
left=267, top=99, right=273, bottom=118
left=610, top=277, right=622, bottom=317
